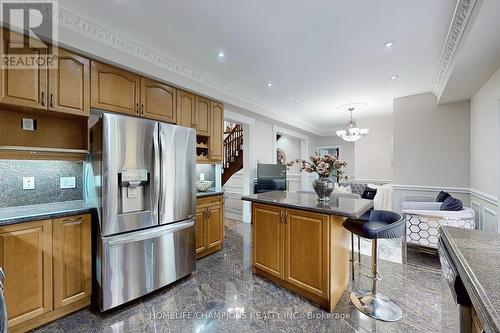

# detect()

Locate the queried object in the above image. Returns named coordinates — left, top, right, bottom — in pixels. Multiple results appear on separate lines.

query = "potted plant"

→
left=287, top=154, right=348, bottom=201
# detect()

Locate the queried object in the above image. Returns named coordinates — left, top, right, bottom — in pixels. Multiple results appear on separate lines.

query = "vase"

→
left=312, top=176, right=334, bottom=201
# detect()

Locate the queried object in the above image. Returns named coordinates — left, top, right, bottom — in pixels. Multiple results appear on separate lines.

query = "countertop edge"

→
left=196, top=191, right=224, bottom=198
left=441, top=227, right=500, bottom=333
left=0, top=207, right=95, bottom=226
left=241, top=196, right=373, bottom=218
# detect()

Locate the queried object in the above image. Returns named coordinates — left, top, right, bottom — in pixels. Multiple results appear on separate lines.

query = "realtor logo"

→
left=0, top=0, right=58, bottom=69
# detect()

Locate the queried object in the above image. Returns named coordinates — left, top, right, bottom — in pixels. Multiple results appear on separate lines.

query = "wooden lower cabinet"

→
left=252, top=203, right=349, bottom=312
left=252, top=204, right=284, bottom=279
left=285, top=209, right=329, bottom=298
left=0, top=220, right=52, bottom=328
left=0, top=214, right=92, bottom=332
left=196, top=195, right=224, bottom=259
left=52, top=215, right=92, bottom=309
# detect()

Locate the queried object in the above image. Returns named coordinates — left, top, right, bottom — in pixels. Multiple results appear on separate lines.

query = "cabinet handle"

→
left=280, top=211, right=284, bottom=224
left=41, top=91, right=45, bottom=106
left=49, top=93, right=54, bottom=108
left=284, top=211, right=288, bottom=224
left=136, top=103, right=139, bottom=114
left=141, top=104, right=144, bottom=114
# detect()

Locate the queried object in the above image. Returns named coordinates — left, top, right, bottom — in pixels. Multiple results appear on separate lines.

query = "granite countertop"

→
left=197, top=188, right=224, bottom=198
left=440, top=226, right=500, bottom=333
left=0, top=200, right=95, bottom=226
left=241, top=191, right=373, bottom=218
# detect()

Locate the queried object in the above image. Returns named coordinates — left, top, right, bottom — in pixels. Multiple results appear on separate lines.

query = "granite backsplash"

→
left=0, top=160, right=83, bottom=208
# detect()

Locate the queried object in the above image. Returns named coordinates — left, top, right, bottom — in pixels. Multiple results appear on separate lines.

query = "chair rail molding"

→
left=432, top=0, right=478, bottom=102
left=393, top=184, right=498, bottom=206
left=54, top=6, right=322, bottom=135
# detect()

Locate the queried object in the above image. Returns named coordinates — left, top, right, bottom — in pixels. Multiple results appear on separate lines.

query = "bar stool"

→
left=347, top=210, right=371, bottom=280
left=343, top=210, right=405, bottom=322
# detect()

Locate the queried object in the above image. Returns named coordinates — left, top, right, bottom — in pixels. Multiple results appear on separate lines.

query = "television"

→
left=255, top=164, right=286, bottom=193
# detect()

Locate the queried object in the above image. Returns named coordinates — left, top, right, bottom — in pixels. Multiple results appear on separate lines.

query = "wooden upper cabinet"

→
left=176, top=90, right=195, bottom=128
left=0, top=30, right=47, bottom=109
left=0, top=220, right=52, bottom=328
left=195, top=96, right=210, bottom=135
left=285, top=209, right=329, bottom=298
left=206, top=203, right=223, bottom=249
left=140, top=77, right=176, bottom=123
left=90, top=61, right=140, bottom=115
left=48, top=49, right=90, bottom=116
left=210, top=101, right=224, bottom=162
left=52, top=214, right=91, bottom=309
left=252, top=204, right=285, bottom=279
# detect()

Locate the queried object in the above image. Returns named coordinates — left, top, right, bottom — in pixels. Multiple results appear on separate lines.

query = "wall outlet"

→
left=21, top=118, right=36, bottom=131
left=60, top=177, right=76, bottom=189
left=23, top=177, right=35, bottom=190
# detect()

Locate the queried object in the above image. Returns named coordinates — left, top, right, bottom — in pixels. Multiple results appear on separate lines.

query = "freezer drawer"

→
left=98, top=220, right=195, bottom=311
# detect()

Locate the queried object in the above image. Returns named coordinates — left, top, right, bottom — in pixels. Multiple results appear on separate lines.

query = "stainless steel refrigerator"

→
left=87, top=112, right=196, bottom=311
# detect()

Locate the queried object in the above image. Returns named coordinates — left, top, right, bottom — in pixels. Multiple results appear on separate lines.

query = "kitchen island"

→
left=241, top=191, right=373, bottom=312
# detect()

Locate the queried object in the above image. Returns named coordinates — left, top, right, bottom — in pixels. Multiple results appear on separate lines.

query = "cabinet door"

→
left=0, top=220, right=52, bottom=328
left=195, top=209, right=207, bottom=255
left=206, top=203, right=223, bottom=249
left=48, top=49, right=90, bottom=116
left=252, top=204, right=285, bottom=279
left=0, top=30, right=47, bottom=109
left=52, top=214, right=91, bottom=309
left=284, top=209, right=329, bottom=298
left=140, top=77, right=176, bottom=123
left=195, top=96, right=210, bottom=135
left=90, top=61, right=140, bottom=115
left=176, top=90, right=195, bottom=128
left=209, top=101, right=224, bottom=162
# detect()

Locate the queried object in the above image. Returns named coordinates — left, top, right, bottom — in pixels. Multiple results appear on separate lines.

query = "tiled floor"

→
left=33, top=218, right=457, bottom=332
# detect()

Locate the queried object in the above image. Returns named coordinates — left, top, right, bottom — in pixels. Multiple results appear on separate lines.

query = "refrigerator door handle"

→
left=152, top=125, right=160, bottom=221
left=158, top=126, right=165, bottom=220
left=107, top=220, right=194, bottom=246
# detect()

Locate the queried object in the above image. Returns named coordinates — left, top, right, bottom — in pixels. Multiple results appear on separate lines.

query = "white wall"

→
left=276, top=135, right=301, bottom=172
left=393, top=93, right=470, bottom=212
left=316, top=136, right=356, bottom=179
left=393, top=93, right=470, bottom=187
left=355, top=116, right=393, bottom=182
left=469, top=68, right=500, bottom=232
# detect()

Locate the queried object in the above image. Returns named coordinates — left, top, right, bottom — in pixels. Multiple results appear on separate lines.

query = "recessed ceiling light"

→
left=391, top=75, right=398, bottom=80
left=294, top=99, right=300, bottom=103
left=217, top=51, right=225, bottom=59
left=383, top=41, right=394, bottom=48
left=266, top=82, right=273, bottom=87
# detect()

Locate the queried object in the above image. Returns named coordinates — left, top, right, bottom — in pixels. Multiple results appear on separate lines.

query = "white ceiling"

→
left=60, top=0, right=456, bottom=131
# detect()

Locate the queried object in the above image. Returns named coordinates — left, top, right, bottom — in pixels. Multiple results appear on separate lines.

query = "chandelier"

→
left=335, top=107, right=369, bottom=142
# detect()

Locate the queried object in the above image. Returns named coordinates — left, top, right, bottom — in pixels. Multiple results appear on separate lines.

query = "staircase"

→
left=222, top=124, right=243, bottom=185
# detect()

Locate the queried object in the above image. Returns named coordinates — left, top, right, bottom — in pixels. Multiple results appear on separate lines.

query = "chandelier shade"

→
left=336, top=107, right=369, bottom=142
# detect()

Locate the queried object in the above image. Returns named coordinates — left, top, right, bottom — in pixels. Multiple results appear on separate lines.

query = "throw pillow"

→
left=436, top=191, right=450, bottom=202
left=361, top=187, right=377, bottom=200
left=440, top=196, right=463, bottom=211
left=334, top=183, right=352, bottom=193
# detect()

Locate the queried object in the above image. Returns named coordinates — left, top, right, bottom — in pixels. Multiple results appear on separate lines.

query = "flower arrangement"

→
left=287, top=154, right=348, bottom=179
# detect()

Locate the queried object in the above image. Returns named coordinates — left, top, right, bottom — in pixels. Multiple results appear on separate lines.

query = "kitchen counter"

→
left=440, top=226, right=500, bottom=333
left=241, top=191, right=373, bottom=218
left=0, top=200, right=95, bottom=225
left=197, top=188, right=224, bottom=198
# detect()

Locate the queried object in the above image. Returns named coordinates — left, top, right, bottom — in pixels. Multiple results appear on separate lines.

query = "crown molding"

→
left=54, top=6, right=323, bottom=135
left=432, top=0, right=477, bottom=102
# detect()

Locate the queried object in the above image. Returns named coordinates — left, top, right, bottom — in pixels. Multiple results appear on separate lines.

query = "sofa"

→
left=401, top=195, right=475, bottom=249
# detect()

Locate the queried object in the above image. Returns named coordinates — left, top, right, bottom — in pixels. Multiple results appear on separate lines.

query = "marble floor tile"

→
left=31, top=218, right=457, bottom=333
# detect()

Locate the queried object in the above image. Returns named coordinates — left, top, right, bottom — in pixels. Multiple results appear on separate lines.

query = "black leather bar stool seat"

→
left=343, top=210, right=405, bottom=322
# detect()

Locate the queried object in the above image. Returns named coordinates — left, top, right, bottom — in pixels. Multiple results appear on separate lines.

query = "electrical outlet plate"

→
left=60, top=177, right=76, bottom=189
left=22, top=118, right=35, bottom=131
left=23, top=177, right=35, bottom=190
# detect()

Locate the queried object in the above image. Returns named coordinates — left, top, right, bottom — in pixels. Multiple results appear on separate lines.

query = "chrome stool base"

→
left=350, top=289, right=402, bottom=322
